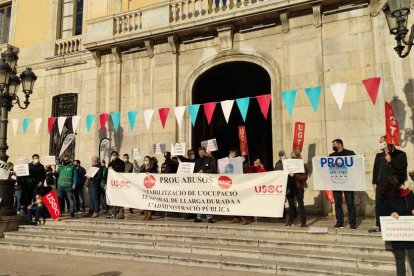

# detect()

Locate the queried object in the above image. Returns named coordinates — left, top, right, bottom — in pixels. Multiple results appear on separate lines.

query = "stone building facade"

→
left=4, top=0, right=414, bottom=215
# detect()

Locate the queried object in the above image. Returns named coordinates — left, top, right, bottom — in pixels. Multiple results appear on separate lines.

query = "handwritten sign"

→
left=16, top=158, right=29, bottom=165
left=282, top=159, right=305, bottom=174
left=85, top=167, right=100, bottom=178
left=201, top=138, right=218, bottom=152
left=43, top=156, right=56, bottom=166
left=15, top=163, right=30, bottom=177
left=153, top=143, right=166, bottom=155
left=177, top=162, right=195, bottom=174
left=171, top=143, right=186, bottom=156
left=132, top=148, right=141, bottom=160
left=380, top=216, right=414, bottom=241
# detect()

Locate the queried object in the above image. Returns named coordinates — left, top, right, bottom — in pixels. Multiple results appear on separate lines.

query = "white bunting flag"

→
left=220, top=100, right=234, bottom=123
left=11, top=119, right=19, bottom=136
left=174, top=106, right=186, bottom=128
left=72, top=116, right=81, bottom=132
left=143, top=109, right=154, bottom=130
left=330, top=83, right=347, bottom=110
left=34, top=118, right=42, bottom=136
left=57, top=117, right=67, bottom=135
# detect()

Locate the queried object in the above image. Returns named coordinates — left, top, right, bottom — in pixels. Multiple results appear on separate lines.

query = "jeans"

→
left=15, top=190, right=22, bottom=211
left=287, top=188, right=306, bottom=224
left=197, top=214, right=213, bottom=220
left=88, top=185, right=100, bottom=213
left=27, top=205, right=45, bottom=222
left=99, top=188, right=108, bottom=211
left=57, top=187, right=75, bottom=215
left=73, top=184, right=85, bottom=211
left=393, top=248, right=414, bottom=276
left=333, top=191, right=356, bottom=225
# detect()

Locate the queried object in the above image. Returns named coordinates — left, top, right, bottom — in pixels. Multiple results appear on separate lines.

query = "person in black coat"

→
left=105, top=151, right=126, bottom=219
left=379, top=174, right=414, bottom=276
left=140, top=155, right=158, bottom=221
left=371, top=136, right=407, bottom=233
left=21, top=154, right=46, bottom=213
left=161, top=152, right=178, bottom=173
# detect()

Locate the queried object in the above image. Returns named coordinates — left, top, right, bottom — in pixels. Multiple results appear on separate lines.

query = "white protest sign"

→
left=43, top=156, right=56, bottom=166
left=132, top=148, right=141, bottom=160
left=312, top=155, right=366, bottom=191
left=171, top=143, right=186, bottom=156
left=85, top=167, right=100, bottom=178
left=218, top=157, right=243, bottom=174
left=15, top=163, right=30, bottom=177
left=282, top=159, right=305, bottom=174
left=201, top=138, right=218, bottom=152
left=177, top=162, right=195, bottom=174
left=16, top=158, right=29, bottom=165
left=0, top=160, right=9, bottom=180
left=380, top=216, right=414, bottom=241
left=153, top=143, right=166, bottom=155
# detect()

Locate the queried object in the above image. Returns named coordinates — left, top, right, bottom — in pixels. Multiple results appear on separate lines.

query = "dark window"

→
left=49, top=93, right=78, bottom=160
left=74, top=0, right=83, bottom=35
left=59, top=0, right=83, bottom=38
left=0, top=5, right=11, bottom=44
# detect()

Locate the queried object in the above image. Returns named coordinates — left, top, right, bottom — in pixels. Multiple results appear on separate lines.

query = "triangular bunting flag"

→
left=22, top=118, right=30, bottom=135
left=110, top=112, right=121, bottom=133
left=127, top=111, right=137, bottom=131
left=71, top=116, right=81, bottom=132
left=48, top=117, right=57, bottom=134
left=304, top=86, right=322, bottom=112
left=34, top=118, right=42, bottom=136
left=330, top=83, right=347, bottom=110
left=188, top=104, right=200, bottom=127
left=143, top=109, right=154, bottom=130
left=204, top=102, right=217, bottom=125
left=158, top=108, right=170, bottom=129
left=11, top=119, right=18, bottom=136
left=174, top=106, right=186, bottom=128
left=86, top=114, right=95, bottom=133
left=362, top=77, right=381, bottom=105
left=220, top=100, right=234, bottom=123
left=281, top=90, right=297, bottom=116
left=99, top=113, right=110, bottom=133
left=236, top=97, right=250, bottom=122
left=57, top=117, right=67, bottom=135
left=256, top=95, right=272, bottom=120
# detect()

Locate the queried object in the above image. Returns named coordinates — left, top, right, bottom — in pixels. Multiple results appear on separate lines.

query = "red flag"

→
left=158, top=108, right=170, bottom=129
left=292, top=122, right=305, bottom=152
left=256, top=95, right=271, bottom=120
left=385, top=102, right=400, bottom=146
left=238, top=126, right=249, bottom=156
left=48, top=117, right=56, bottom=134
left=362, top=77, right=381, bottom=105
left=42, top=190, right=61, bottom=220
left=99, top=113, right=110, bottom=133
left=204, top=102, right=217, bottom=125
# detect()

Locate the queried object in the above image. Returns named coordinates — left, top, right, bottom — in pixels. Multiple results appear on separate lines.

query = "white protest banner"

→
left=380, top=216, right=414, bottom=241
left=282, top=159, right=305, bottom=174
left=153, top=143, right=166, bottom=155
left=15, top=163, right=30, bottom=177
left=59, top=134, right=76, bottom=158
left=218, top=157, right=243, bottom=174
left=132, top=148, right=141, bottom=160
left=171, top=143, right=186, bottom=156
left=106, top=170, right=288, bottom=217
left=43, top=156, right=56, bottom=166
left=201, top=138, right=218, bottom=152
left=85, top=167, right=100, bottom=178
left=177, top=162, right=195, bottom=174
left=312, top=155, right=365, bottom=191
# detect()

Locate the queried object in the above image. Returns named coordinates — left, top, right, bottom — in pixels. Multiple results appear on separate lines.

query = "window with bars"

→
left=0, top=5, right=11, bottom=44
left=59, top=0, right=83, bottom=39
left=49, top=93, right=78, bottom=160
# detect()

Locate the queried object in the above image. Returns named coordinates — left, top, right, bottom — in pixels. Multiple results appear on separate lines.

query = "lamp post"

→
left=382, top=0, right=414, bottom=58
left=0, top=46, right=37, bottom=216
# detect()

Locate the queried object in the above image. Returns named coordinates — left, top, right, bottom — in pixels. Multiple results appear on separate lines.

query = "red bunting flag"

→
left=99, top=113, right=110, bottom=133
left=293, top=122, right=305, bottom=152
left=362, top=77, right=381, bottom=105
left=204, top=102, right=217, bottom=125
left=256, top=95, right=271, bottom=120
left=42, top=189, right=61, bottom=220
left=47, top=117, right=56, bottom=134
left=385, top=102, right=400, bottom=146
left=158, top=108, right=170, bottom=129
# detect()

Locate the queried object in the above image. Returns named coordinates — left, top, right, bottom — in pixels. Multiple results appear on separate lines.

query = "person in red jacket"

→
left=249, top=157, right=266, bottom=173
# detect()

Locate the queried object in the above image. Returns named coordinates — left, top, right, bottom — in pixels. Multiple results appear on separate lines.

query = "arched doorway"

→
left=192, top=61, right=273, bottom=170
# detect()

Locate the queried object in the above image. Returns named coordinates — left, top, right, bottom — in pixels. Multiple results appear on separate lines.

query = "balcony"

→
left=55, top=36, right=83, bottom=56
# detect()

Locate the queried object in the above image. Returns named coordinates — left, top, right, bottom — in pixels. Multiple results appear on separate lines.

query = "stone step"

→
left=0, top=239, right=393, bottom=276
left=2, top=231, right=395, bottom=271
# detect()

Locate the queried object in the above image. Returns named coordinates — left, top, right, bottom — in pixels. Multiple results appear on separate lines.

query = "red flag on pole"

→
left=48, top=117, right=57, bottom=134
left=99, top=113, right=110, bottom=133
left=385, top=102, right=400, bottom=146
left=362, top=77, right=381, bottom=106
left=158, top=108, right=170, bottom=129
left=42, top=190, right=61, bottom=220
left=292, top=122, right=305, bottom=152
left=203, top=102, right=217, bottom=125
left=238, top=126, right=249, bottom=156
left=256, top=95, right=272, bottom=120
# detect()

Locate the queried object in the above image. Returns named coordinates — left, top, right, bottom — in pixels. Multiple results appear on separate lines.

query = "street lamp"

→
left=382, top=0, right=414, bottom=58
left=0, top=46, right=37, bottom=216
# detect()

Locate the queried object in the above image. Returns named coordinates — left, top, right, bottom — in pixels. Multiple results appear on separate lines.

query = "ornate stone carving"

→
left=217, top=25, right=234, bottom=51
left=111, top=47, right=122, bottom=64
left=312, top=4, right=322, bottom=28
left=145, top=40, right=154, bottom=58
left=168, top=36, right=179, bottom=55
left=91, top=51, right=102, bottom=67
left=280, top=12, right=289, bottom=33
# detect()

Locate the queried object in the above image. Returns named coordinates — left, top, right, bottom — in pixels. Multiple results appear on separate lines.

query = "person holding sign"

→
left=379, top=174, right=414, bottom=276
left=140, top=156, right=159, bottom=220
left=84, top=156, right=103, bottom=218
left=21, top=154, right=46, bottom=214
left=56, top=155, right=78, bottom=218
left=329, top=139, right=357, bottom=229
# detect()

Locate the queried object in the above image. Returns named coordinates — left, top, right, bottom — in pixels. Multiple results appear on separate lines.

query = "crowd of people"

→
left=7, top=136, right=414, bottom=275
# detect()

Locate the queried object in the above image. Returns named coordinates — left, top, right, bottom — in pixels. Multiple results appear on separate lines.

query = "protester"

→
left=329, top=139, right=357, bottom=229
left=43, top=165, right=55, bottom=195
left=194, top=147, right=216, bottom=223
left=379, top=174, right=414, bottom=276
left=56, top=155, right=78, bottom=218
left=106, top=151, right=126, bottom=219
left=370, top=135, right=407, bottom=233
left=21, top=154, right=46, bottom=213
left=9, top=162, right=20, bottom=214
left=27, top=193, right=47, bottom=225
left=85, top=156, right=103, bottom=218
left=249, top=157, right=266, bottom=173
left=177, top=149, right=196, bottom=163
left=73, top=160, right=86, bottom=213
left=285, top=150, right=308, bottom=228
left=100, top=160, right=109, bottom=213
left=123, top=154, right=133, bottom=173
left=274, top=150, right=286, bottom=171
left=161, top=152, right=179, bottom=173
left=140, top=155, right=158, bottom=220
